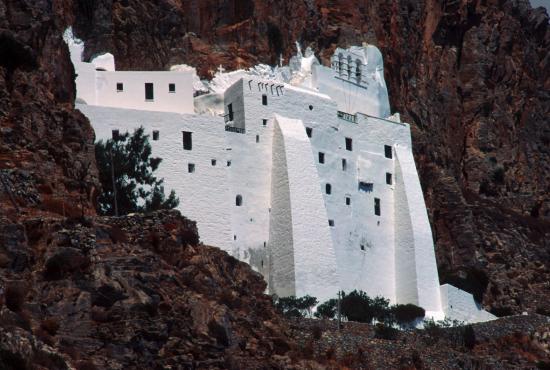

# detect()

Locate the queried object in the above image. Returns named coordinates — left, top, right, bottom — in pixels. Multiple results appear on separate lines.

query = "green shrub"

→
left=392, top=304, right=425, bottom=327
left=314, top=298, right=338, bottom=319
left=273, top=295, right=318, bottom=318
left=340, top=290, right=390, bottom=323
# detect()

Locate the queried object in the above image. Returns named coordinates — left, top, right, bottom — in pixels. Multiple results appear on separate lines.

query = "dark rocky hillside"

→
left=0, top=0, right=549, bottom=368
left=71, top=0, right=550, bottom=315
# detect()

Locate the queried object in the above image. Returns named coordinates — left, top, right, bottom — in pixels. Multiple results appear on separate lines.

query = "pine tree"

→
left=95, top=126, right=179, bottom=216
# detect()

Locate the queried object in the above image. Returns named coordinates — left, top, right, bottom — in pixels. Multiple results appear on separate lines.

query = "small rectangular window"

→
left=227, top=160, right=232, bottom=167
left=319, top=152, right=325, bottom=164
left=386, top=172, right=392, bottom=185
left=360, top=244, right=365, bottom=251
left=262, top=94, right=267, bottom=105
left=182, top=131, right=192, bottom=150
left=359, top=181, right=373, bottom=192
left=228, top=103, right=233, bottom=121
left=211, top=159, right=217, bottom=166
left=112, top=129, right=119, bottom=140
left=342, top=158, right=347, bottom=171
left=188, top=163, right=195, bottom=173
left=256, top=135, right=260, bottom=143
left=262, top=119, right=267, bottom=126
left=152, top=130, right=159, bottom=141
left=306, top=127, right=312, bottom=138
left=116, top=83, right=123, bottom=92
left=328, top=219, right=335, bottom=227
left=145, top=83, right=154, bottom=100
left=325, top=183, right=332, bottom=194
left=169, top=83, right=176, bottom=93
left=346, top=196, right=351, bottom=205
left=374, top=198, right=381, bottom=216
left=384, top=145, right=393, bottom=159
left=345, top=137, right=353, bottom=151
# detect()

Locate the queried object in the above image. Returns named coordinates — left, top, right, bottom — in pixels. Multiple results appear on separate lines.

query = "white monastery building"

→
left=65, top=30, right=495, bottom=323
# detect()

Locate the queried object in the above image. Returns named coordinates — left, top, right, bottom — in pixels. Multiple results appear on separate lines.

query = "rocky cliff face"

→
left=71, top=0, right=550, bottom=315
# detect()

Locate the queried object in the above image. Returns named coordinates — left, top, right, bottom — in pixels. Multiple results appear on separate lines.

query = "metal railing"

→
left=225, top=125, right=245, bottom=134
left=337, top=111, right=357, bottom=123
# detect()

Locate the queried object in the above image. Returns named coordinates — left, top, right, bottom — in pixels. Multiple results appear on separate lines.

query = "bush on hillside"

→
left=314, top=298, right=338, bottom=319
left=273, top=295, right=318, bottom=318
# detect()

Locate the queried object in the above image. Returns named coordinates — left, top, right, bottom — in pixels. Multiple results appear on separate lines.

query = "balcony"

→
left=225, top=125, right=245, bottom=134
left=337, top=111, right=357, bottom=123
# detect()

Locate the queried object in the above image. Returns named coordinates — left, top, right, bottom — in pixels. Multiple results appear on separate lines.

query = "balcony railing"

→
left=337, top=111, right=357, bottom=123
left=225, top=125, right=245, bottom=134
left=221, top=113, right=234, bottom=123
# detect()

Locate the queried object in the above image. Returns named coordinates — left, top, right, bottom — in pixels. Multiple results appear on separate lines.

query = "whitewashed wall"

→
left=95, top=71, right=194, bottom=114
left=394, top=145, right=443, bottom=315
left=440, top=284, right=496, bottom=323
left=270, top=114, right=339, bottom=302
left=77, top=104, right=234, bottom=252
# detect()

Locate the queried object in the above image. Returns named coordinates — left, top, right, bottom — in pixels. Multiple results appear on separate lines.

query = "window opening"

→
left=318, top=152, right=325, bottom=164
left=116, top=83, right=123, bottom=92
left=345, top=137, right=353, bottom=151
left=256, top=135, right=260, bottom=143
left=360, top=244, right=365, bottom=251
left=359, top=181, right=373, bottom=192
left=227, top=103, right=234, bottom=121
left=374, top=198, right=381, bottom=216
left=152, top=130, right=159, bottom=141
left=188, top=163, right=195, bottom=173
left=306, top=127, right=312, bottom=138
left=347, top=55, right=352, bottom=79
left=355, top=59, right=362, bottom=82
left=338, top=53, right=343, bottom=75
left=262, top=119, right=267, bottom=126
left=309, top=105, right=313, bottom=110
left=342, top=158, right=347, bottom=171
left=384, top=145, right=393, bottom=159
left=182, top=131, right=192, bottom=150
left=346, top=196, right=351, bottom=205
left=236, top=195, right=243, bottom=206
left=169, top=83, right=176, bottom=93
left=326, top=183, right=332, bottom=194
left=227, top=160, right=232, bottom=167
left=328, top=219, right=335, bottom=227
left=386, top=173, right=392, bottom=185
left=262, top=94, right=267, bottom=105
left=145, top=82, right=154, bottom=100
left=211, top=159, right=217, bottom=166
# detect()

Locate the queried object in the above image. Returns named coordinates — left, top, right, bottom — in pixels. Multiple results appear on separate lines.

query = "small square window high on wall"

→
left=188, top=163, right=195, bottom=173
left=169, top=83, right=176, bottom=93
left=262, top=94, right=267, bottom=105
left=116, top=83, right=123, bottom=92
left=152, top=130, right=159, bottom=141
left=263, top=119, right=267, bottom=126
left=386, top=172, right=392, bottom=185
left=384, top=145, right=393, bottom=159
